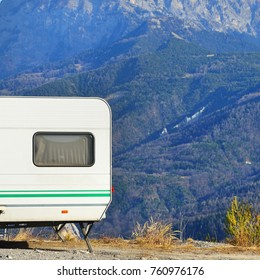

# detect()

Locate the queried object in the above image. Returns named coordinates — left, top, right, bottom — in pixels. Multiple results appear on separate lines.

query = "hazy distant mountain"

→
left=0, top=0, right=259, bottom=78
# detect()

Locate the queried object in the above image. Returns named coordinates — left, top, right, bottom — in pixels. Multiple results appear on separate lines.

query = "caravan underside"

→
left=0, top=220, right=96, bottom=253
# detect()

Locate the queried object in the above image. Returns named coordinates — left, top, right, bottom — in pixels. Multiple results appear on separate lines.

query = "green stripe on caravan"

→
left=0, top=190, right=110, bottom=198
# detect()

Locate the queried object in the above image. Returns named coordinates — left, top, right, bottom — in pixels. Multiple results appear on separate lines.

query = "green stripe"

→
left=0, top=193, right=110, bottom=198
left=0, top=190, right=110, bottom=198
left=0, top=190, right=109, bottom=193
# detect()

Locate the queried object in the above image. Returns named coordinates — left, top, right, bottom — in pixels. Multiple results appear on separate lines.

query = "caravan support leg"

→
left=79, top=222, right=94, bottom=253
left=53, top=223, right=66, bottom=241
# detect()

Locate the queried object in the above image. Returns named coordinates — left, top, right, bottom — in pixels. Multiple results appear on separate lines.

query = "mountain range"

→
left=0, top=0, right=259, bottom=240
left=1, top=0, right=260, bottom=79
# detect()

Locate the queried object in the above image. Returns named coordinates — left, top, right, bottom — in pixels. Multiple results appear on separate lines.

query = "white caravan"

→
left=0, top=97, right=112, bottom=251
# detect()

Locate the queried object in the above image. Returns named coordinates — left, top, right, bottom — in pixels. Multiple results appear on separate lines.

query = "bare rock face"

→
left=123, top=0, right=259, bottom=35
left=0, top=0, right=259, bottom=77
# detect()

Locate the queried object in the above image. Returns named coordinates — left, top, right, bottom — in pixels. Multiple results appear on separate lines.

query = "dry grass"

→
left=91, top=237, right=260, bottom=258
left=12, top=228, right=34, bottom=241
left=62, top=231, right=80, bottom=242
left=5, top=215, right=259, bottom=255
left=92, top=237, right=128, bottom=248
left=131, top=217, right=179, bottom=248
left=4, top=228, right=260, bottom=259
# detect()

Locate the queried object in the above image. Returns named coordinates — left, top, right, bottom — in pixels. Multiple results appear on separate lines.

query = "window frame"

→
left=33, top=132, right=95, bottom=167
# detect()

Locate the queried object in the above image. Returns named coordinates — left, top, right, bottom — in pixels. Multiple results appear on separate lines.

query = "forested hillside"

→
left=22, top=38, right=260, bottom=240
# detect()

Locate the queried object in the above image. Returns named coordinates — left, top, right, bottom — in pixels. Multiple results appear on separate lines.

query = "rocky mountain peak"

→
left=120, top=0, right=259, bottom=35
left=0, top=0, right=259, bottom=78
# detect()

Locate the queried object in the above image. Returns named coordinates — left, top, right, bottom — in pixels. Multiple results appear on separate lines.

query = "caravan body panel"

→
left=0, top=97, right=112, bottom=224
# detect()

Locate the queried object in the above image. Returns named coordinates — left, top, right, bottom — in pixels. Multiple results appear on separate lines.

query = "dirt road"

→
left=0, top=239, right=259, bottom=260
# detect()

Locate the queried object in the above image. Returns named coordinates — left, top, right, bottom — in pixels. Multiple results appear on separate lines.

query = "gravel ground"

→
left=0, top=240, right=259, bottom=260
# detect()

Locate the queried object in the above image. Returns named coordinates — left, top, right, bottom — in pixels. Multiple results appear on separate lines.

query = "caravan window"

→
left=33, top=133, right=94, bottom=167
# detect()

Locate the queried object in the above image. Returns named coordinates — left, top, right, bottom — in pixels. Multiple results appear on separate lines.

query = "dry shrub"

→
left=132, top=217, right=179, bottom=247
left=62, top=231, right=79, bottom=242
left=12, top=228, right=34, bottom=241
